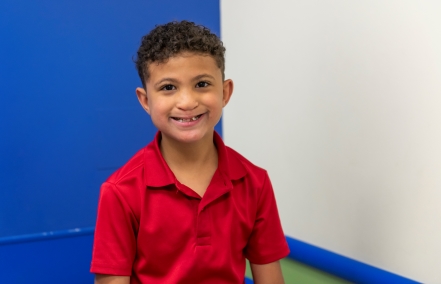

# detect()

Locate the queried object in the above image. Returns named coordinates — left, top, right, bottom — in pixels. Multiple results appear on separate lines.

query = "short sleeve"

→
left=90, top=182, right=138, bottom=275
left=244, top=173, right=290, bottom=264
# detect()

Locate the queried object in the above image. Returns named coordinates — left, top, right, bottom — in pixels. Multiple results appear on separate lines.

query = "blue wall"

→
left=0, top=0, right=220, bottom=281
left=0, top=0, right=221, bottom=237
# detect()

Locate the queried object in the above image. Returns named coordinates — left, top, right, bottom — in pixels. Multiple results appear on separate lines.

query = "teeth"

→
left=175, top=115, right=200, bottom=123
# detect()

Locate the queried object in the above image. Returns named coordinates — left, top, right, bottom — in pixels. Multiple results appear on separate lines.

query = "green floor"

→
left=246, top=258, right=352, bottom=284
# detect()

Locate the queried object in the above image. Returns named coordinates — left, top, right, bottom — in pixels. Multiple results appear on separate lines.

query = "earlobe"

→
left=222, top=79, right=234, bottom=107
left=135, top=87, right=150, bottom=114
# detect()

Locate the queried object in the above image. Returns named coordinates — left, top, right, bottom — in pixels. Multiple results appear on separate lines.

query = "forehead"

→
left=146, top=52, right=221, bottom=82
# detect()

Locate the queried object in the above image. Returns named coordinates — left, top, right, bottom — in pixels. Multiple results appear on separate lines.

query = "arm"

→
left=250, top=261, right=284, bottom=284
left=95, top=275, right=130, bottom=284
left=91, top=182, right=137, bottom=279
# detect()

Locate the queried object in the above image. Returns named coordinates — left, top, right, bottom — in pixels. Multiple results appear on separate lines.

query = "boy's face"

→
left=136, top=52, right=233, bottom=145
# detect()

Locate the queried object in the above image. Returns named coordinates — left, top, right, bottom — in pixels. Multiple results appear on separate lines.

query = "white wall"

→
left=221, top=1, right=441, bottom=283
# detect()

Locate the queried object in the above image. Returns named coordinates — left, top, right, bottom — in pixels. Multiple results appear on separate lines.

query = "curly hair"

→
left=135, top=21, right=226, bottom=88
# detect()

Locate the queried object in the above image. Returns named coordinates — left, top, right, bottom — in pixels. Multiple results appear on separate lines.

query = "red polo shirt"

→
left=91, top=132, right=289, bottom=283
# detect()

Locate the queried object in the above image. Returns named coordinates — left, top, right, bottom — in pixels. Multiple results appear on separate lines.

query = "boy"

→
left=91, top=21, right=289, bottom=284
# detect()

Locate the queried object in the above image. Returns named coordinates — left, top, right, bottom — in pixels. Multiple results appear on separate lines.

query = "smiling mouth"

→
left=171, top=114, right=203, bottom=123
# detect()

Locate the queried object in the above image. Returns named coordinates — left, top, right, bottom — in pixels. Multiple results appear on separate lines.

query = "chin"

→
left=165, top=131, right=212, bottom=144
left=178, top=133, right=206, bottom=143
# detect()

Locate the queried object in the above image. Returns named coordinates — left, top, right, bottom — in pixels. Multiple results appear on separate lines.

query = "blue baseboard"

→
left=0, top=227, right=95, bottom=245
left=0, top=229, right=422, bottom=284
left=0, top=229, right=95, bottom=284
left=286, top=236, right=421, bottom=284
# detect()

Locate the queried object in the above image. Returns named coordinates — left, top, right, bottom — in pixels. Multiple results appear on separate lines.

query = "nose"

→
left=176, top=88, right=198, bottom=110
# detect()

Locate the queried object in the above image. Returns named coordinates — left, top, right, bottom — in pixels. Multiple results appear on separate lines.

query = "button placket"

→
left=196, top=206, right=211, bottom=246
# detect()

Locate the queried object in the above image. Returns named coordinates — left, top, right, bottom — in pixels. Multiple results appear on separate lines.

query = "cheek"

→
left=149, top=100, right=168, bottom=115
left=206, top=92, right=224, bottom=107
left=207, top=101, right=224, bottom=118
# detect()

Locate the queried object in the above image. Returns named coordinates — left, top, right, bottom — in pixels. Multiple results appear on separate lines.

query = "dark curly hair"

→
left=135, top=21, right=226, bottom=88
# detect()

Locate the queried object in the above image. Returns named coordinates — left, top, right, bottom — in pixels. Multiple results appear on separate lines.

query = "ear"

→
left=136, top=87, right=151, bottom=114
left=222, top=79, right=234, bottom=107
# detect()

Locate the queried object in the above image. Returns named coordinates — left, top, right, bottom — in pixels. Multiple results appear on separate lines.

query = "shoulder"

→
left=98, top=146, right=148, bottom=219
left=101, top=145, right=148, bottom=210
left=106, top=146, right=146, bottom=185
left=225, top=146, right=265, bottom=172
left=225, top=146, right=268, bottom=184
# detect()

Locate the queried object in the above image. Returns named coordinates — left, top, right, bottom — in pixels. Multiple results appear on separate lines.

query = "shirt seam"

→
left=105, top=181, right=139, bottom=223
left=256, top=171, right=269, bottom=213
left=112, top=149, right=145, bottom=184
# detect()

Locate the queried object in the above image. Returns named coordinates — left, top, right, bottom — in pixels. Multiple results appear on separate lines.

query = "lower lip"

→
left=171, top=113, right=206, bottom=127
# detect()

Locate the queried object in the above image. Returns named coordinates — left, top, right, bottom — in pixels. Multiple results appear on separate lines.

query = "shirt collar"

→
left=143, top=131, right=246, bottom=188
left=213, top=131, right=247, bottom=181
left=143, top=132, right=175, bottom=187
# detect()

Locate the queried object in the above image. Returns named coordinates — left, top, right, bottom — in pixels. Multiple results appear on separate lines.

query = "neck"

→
left=160, top=132, right=217, bottom=169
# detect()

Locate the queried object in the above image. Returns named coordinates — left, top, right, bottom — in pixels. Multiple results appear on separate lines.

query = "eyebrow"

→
left=193, top=74, right=216, bottom=81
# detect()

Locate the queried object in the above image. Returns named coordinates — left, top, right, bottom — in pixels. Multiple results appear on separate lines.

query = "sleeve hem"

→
left=246, top=248, right=290, bottom=265
left=90, top=262, right=132, bottom=276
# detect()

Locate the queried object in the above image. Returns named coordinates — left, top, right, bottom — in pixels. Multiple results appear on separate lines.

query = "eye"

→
left=196, top=81, right=209, bottom=88
left=161, top=84, right=176, bottom=91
